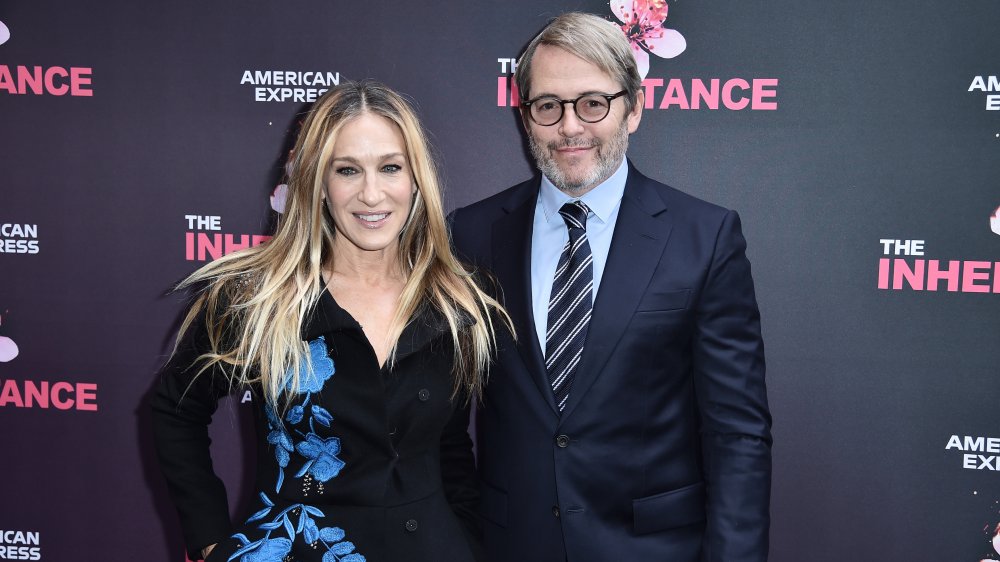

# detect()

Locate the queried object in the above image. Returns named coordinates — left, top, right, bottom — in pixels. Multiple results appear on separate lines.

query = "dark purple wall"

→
left=2, top=1, right=999, bottom=560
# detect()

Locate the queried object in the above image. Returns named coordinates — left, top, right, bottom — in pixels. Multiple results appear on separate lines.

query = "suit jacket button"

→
left=555, top=434, right=570, bottom=448
left=552, top=505, right=560, bottom=518
left=417, top=388, right=430, bottom=401
left=405, top=518, right=418, bottom=532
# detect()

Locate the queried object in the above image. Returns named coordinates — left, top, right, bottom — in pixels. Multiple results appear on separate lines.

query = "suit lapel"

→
left=560, top=166, right=673, bottom=420
left=491, top=180, right=558, bottom=414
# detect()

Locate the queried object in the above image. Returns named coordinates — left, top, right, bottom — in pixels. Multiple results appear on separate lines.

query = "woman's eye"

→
left=336, top=166, right=358, bottom=176
left=381, top=164, right=402, bottom=173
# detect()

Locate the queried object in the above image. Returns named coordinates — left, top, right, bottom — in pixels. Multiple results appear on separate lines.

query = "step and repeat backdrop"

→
left=1, top=1, right=999, bottom=560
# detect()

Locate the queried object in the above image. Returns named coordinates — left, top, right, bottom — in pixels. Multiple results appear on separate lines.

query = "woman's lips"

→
left=354, top=212, right=391, bottom=229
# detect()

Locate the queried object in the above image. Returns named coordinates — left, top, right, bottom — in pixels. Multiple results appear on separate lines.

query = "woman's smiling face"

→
left=324, top=112, right=415, bottom=258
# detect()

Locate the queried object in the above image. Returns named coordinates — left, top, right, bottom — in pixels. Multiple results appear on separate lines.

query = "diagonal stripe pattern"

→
left=546, top=201, right=593, bottom=412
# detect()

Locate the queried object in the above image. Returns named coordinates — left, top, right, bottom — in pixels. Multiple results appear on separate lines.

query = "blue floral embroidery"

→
left=264, top=335, right=345, bottom=493
left=311, top=404, right=333, bottom=427
left=290, top=336, right=335, bottom=393
left=231, top=492, right=366, bottom=562
left=244, top=337, right=364, bottom=560
left=230, top=537, right=290, bottom=562
left=269, top=433, right=292, bottom=466
left=285, top=404, right=305, bottom=425
left=294, top=433, right=345, bottom=481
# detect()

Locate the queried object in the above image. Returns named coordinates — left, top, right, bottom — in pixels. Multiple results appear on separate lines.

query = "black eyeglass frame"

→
left=521, top=90, right=628, bottom=126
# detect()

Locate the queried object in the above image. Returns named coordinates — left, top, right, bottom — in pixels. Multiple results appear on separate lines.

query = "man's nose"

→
left=558, top=103, right=586, bottom=137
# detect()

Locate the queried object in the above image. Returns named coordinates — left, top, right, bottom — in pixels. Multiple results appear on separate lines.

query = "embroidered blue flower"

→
left=285, top=336, right=335, bottom=394
left=234, top=496, right=365, bottom=562
left=285, top=404, right=305, bottom=425
left=323, top=541, right=365, bottom=562
left=295, top=433, right=346, bottom=481
left=265, top=409, right=293, bottom=469
left=319, top=527, right=345, bottom=542
left=311, top=405, right=333, bottom=427
left=231, top=537, right=291, bottom=562
left=303, top=517, right=320, bottom=543
left=265, top=430, right=291, bottom=466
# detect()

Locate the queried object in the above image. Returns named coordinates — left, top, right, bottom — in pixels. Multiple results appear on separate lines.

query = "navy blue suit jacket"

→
left=450, top=162, right=772, bottom=562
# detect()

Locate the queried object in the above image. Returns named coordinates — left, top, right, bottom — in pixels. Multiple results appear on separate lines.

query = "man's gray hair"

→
left=515, top=12, right=642, bottom=113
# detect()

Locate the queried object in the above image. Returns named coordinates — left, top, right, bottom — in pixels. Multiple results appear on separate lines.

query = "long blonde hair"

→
left=173, top=80, right=510, bottom=406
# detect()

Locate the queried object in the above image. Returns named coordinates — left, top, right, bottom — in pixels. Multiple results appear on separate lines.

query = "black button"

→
left=555, top=434, right=570, bottom=448
left=552, top=505, right=560, bottom=518
left=405, top=518, right=418, bottom=532
left=417, top=388, right=430, bottom=401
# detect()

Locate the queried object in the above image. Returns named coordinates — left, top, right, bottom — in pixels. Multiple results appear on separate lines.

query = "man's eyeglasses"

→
left=521, top=90, right=627, bottom=126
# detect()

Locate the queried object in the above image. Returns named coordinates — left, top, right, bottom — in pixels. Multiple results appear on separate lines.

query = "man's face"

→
left=523, top=44, right=643, bottom=196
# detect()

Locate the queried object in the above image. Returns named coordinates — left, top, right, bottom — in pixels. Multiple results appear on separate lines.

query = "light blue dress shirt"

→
left=531, top=158, right=628, bottom=354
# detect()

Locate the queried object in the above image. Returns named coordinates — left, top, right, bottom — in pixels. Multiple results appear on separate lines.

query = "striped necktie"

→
left=545, top=200, right=593, bottom=412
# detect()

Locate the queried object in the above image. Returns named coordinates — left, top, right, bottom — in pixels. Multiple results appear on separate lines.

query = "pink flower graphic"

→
left=981, top=522, right=1000, bottom=561
left=0, top=337, right=16, bottom=362
left=270, top=183, right=288, bottom=214
left=611, top=0, right=686, bottom=79
left=270, top=151, right=295, bottom=214
left=0, top=310, right=18, bottom=363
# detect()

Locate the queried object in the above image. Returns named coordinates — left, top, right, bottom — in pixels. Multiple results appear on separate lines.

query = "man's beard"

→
left=528, top=117, right=629, bottom=195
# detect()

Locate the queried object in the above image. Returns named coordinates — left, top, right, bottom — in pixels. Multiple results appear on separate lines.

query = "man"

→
left=450, top=12, right=772, bottom=562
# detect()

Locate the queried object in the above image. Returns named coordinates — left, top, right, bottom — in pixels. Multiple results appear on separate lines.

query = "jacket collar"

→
left=303, top=284, right=468, bottom=362
left=489, top=159, right=673, bottom=418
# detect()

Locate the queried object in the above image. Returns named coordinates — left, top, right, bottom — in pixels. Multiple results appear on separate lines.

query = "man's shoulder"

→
left=450, top=176, right=538, bottom=226
left=628, top=166, right=733, bottom=223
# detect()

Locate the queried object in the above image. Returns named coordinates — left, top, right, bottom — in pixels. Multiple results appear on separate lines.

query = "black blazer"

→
left=151, top=290, right=480, bottom=561
left=450, top=162, right=772, bottom=562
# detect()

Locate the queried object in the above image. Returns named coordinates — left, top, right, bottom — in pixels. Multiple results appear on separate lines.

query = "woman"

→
left=152, top=81, right=509, bottom=562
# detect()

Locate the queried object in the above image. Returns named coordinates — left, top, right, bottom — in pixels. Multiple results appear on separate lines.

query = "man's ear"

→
left=627, top=89, right=644, bottom=134
left=518, top=105, right=531, bottom=130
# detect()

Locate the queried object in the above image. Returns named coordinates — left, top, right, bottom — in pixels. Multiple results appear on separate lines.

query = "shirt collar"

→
left=538, top=157, right=628, bottom=225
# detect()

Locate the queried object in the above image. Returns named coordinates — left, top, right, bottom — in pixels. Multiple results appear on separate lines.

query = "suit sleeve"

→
left=448, top=206, right=487, bottom=272
left=150, top=310, right=237, bottom=559
left=447, top=207, right=470, bottom=263
left=692, top=210, right=772, bottom=562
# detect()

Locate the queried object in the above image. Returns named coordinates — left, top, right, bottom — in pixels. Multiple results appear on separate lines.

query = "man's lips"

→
left=553, top=143, right=596, bottom=156
left=556, top=146, right=594, bottom=158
